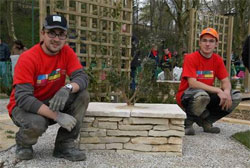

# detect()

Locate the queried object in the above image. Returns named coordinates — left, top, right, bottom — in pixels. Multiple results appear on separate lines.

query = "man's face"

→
left=199, top=34, right=218, bottom=55
left=41, top=28, right=67, bottom=55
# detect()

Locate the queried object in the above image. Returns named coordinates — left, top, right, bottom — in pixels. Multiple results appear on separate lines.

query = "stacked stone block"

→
left=80, top=103, right=186, bottom=155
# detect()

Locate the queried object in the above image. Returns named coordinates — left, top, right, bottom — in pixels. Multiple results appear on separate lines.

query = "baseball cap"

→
left=43, top=14, right=68, bottom=30
left=200, top=28, right=219, bottom=41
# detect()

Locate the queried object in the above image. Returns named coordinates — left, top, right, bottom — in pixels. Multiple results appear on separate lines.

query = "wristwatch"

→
left=64, top=84, right=73, bottom=92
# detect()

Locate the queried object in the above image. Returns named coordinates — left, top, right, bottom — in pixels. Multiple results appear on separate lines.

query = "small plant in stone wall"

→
left=108, top=57, right=156, bottom=106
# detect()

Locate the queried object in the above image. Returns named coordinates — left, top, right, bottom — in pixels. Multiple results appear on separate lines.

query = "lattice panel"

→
left=41, top=0, right=133, bottom=99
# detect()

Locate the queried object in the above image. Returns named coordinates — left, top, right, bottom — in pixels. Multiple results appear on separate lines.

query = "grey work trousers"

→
left=11, top=90, right=90, bottom=148
left=181, top=88, right=241, bottom=126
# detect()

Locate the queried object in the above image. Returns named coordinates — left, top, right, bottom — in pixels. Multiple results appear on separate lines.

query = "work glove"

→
left=49, top=87, right=70, bottom=112
left=54, top=112, right=77, bottom=132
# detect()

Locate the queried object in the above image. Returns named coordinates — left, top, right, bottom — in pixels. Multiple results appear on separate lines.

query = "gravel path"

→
left=0, top=99, right=250, bottom=168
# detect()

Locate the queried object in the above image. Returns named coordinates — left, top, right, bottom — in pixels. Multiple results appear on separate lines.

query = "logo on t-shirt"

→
left=36, top=69, right=62, bottom=86
left=196, top=70, right=214, bottom=79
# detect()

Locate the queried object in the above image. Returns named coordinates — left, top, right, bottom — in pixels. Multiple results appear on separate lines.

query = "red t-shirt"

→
left=7, top=43, right=83, bottom=115
left=176, top=51, right=228, bottom=107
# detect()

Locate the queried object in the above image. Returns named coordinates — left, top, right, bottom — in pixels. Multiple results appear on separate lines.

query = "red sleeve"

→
left=14, top=53, right=36, bottom=86
left=182, top=54, right=197, bottom=79
left=215, top=56, right=229, bottom=80
left=65, top=46, right=83, bottom=76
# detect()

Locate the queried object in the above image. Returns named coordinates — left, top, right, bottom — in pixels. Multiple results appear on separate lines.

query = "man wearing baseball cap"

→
left=7, top=14, right=90, bottom=161
left=176, top=27, right=241, bottom=135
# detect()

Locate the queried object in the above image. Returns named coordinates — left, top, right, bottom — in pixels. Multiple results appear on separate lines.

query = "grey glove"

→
left=49, top=87, right=70, bottom=111
left=54, top=112, right=77, bottom=132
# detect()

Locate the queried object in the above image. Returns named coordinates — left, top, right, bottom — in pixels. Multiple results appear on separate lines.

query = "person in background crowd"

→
left=7, top=14, right=90, bottom=161
left=148, top=44, right=159, bottom=66
left=0, top=37, right=11, bottom=75
left=11, top=40, right=27, bottom=55
left=242, top=35, right=250, bottom=71
left=176, top=27, right=241, bottom=135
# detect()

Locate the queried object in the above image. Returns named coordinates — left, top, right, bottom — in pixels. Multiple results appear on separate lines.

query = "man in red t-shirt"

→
left=176, top=28, right=241, bottom=135
left=7, top=15, right=89, bottom=161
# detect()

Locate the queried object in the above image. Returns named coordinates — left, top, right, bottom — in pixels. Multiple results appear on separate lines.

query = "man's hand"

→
left=217, top=90, right=232, bottom=111
left=49, top=87, right=70, bottom=111
left=54, top=112, right=77, bottom=132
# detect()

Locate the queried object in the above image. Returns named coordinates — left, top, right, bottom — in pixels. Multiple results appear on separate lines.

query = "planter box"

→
left=80, top=103, right=186, bottom=155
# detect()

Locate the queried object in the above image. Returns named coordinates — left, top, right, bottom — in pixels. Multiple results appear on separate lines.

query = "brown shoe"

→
left=202, top=121, right=220, bottom=134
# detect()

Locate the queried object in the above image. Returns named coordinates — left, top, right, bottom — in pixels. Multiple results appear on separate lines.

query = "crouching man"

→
left=176, top=28, right=241, bottom=135
left=7, top=14, right=90, bottom=161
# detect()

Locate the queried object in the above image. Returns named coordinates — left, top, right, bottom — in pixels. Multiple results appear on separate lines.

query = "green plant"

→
left=232, top=130, right=250, bottom=149
left=5, top=130, right=15, bottom=134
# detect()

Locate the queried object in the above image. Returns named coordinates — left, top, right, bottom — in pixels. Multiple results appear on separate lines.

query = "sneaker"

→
left=16, top=145, right=33, bottom=160
left=53, top=147, right=86, bottom=161
left=202, top=121, right=220, bottom=134
left=185, top=126, right=195, bottom=135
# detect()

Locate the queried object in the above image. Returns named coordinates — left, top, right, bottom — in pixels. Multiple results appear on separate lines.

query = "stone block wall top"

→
left=86, top=103, right=186, bottom=119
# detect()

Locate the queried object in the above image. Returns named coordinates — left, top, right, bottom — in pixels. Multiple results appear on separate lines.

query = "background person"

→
left=7, top=14, right=89, bottom=161
left=11, top=40, right=27, bottom=55
left=176, top=28, right=241, bottom=135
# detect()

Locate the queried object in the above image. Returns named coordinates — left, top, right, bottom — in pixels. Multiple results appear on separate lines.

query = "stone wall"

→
left=80, top=103, right=186, bottom=156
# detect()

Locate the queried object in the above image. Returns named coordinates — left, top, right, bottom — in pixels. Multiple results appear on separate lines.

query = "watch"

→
left=64, top=84, right=73, bottom=92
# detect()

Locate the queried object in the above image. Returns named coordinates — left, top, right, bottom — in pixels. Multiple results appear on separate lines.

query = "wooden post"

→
left=188, top=8, right=195, bottom=53
left=39, top=0, right=46, bottom=41
left=226, top=16, right=234, bottom=75
left=244, top=21, right=250, bottom=92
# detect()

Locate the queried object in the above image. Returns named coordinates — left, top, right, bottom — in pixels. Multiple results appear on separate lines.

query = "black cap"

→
left=43, top=14, right=67, bottom=30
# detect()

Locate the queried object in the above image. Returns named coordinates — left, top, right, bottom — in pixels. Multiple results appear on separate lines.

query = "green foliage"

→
left=5, top=130, right=14, bottom=134
left=232, top=130, right=250, bottom=149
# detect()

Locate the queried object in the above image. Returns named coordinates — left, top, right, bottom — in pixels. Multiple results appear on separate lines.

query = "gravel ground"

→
left=0, top=99, right=250, bottom=168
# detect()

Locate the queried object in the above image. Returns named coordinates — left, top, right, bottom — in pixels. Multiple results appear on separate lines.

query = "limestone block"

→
left=169, top=125, right=184, bottom=131
left=131, top=137, right=168, bottom=145
left=99, top=137, right=130, bottom=143
left=80, top=132, right=89, bottom=137
left=152, top=144, right=182, bottom=152
left=81, top=127, right=99, bottom=132
left=171, top=119, right=184, bottom=125
left=80, top=137, right=100, bottom=144
left=80, top=144, right=105, bottom=150
left=107, top=130, right=148, bottom=136
left=82, top=122, right=92, bottom=128
left=106, top=143, right=123, bottom=150
left=168, top=137, right=182, bottom=145
left=124, top=143, right=152, bottom=151
left=148, top=130, right=184, bottom=137
left=83, top=117, right=95, bottom=122
left=86, top=103, right=130, bottom=117
left=125, top=118, right=168, bottom=125
left=130, top=103, right=186, bottom=119
left=118, top=124, right=153, bottom=131
left=98, top=121, right=117, bottom=129
left=96, top=117, right=123, bottom=122
left=153, top=125, right=170, bottom=131
left=89, top=129, right=107, bottom=137
left=116, top=149, right=135, bottom=154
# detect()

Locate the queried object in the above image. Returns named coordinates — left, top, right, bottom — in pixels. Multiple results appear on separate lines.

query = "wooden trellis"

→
left=39, top=0, right=133, bottom=100
left=188, top=8, right=234, bottom=74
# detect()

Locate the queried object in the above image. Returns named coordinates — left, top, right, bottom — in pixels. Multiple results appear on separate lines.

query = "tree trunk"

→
left=6, top=0, right=17, bottom=41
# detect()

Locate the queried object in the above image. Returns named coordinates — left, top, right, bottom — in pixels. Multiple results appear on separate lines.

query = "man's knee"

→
left=27, top=116, right=48, bottom=136
left=182, top=88, right=210, bottom=117
left=228, top=90, right=242, bottom=112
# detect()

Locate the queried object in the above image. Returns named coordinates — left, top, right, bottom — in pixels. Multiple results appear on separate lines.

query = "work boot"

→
left=53, top=146, right=86, bottom=161
left=16, top=144, right=33, bottom=160
left=184, top=119, right=195, bottom=135
left=202, top=121, right=220, bottom=134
